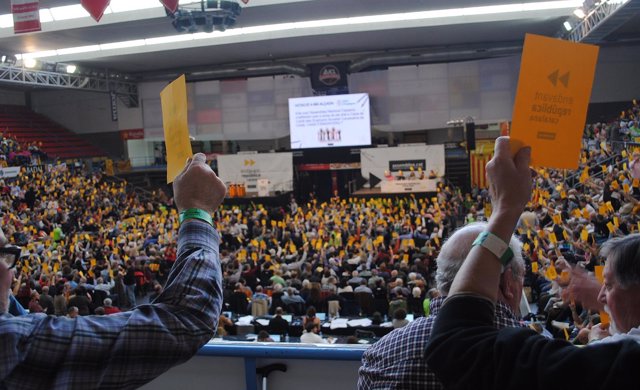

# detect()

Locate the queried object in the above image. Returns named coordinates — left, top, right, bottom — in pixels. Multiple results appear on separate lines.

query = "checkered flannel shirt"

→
left=358, top=296, right=523, bottom=390
left=0, top=220, right=222, bottom=390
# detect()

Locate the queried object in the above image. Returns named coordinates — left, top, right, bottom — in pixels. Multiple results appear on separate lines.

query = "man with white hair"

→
left=424, top=137, right=640, bottom=389
left=103, top=297, right=121, bottom=315
left=358, top=222, right=525, bottom=389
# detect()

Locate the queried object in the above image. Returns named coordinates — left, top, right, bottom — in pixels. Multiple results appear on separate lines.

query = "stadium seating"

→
left=0, top=105, right=105, bottom=159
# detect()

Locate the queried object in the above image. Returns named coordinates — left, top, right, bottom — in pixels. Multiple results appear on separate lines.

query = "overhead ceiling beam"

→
left=350, top=43, right=523, bottom=73
left=0, top=65, right=138, bottom=107
left=566, top=0, right=640, bottom=43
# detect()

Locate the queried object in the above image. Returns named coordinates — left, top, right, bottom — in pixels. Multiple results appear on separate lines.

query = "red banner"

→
left=120, top=129, right=144, bottom=140
left=159, top=0, right=179, bottom=13
left=81, top=0, right=110, bottom=22
left=297, top=164, right=330, bottom=171
left=12, top=0, right=41, bottom=34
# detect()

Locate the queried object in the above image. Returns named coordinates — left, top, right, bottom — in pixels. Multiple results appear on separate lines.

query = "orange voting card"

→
left=594, top=265, right=604, bottom=284
left=594, top=265, right=610, bottom=326
left=161, top=75, right=193, bottom=183
left=510, top=34, right=599, bottom=169
left=600, top=311, right=611, bottom=327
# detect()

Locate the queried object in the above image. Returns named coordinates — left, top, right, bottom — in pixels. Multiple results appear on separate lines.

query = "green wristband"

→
left=179, top=208, right=213, bottom=226
left=472, top=231, right=514, bottom=266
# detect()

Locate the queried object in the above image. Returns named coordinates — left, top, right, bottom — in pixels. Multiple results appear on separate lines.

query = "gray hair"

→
left=103, top=298, right=113, bottom=306
left=600, top=233, right=640, bottom=289
left=435, top=222, right=524, bottom=295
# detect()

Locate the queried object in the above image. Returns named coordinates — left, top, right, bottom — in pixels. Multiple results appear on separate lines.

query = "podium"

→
left=257, top=179, right=270, bottom=197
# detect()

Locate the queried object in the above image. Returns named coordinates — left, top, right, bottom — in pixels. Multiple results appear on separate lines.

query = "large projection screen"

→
left=288, top=93, right=371, bottom=149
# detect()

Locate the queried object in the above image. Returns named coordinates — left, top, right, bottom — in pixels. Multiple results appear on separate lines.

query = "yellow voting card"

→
left=581, top=229, right=589, bottom=242
left=545, top=265, right=558, bottom=280
left=161, top=75, right=193, bottom=183
left=510, top=34, right=599, bottom=169
left=594, top=265, right=604, bottom=283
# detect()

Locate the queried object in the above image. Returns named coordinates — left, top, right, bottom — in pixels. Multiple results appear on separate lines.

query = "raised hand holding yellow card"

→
left=161, top=75, right=193, bottom=183
left=510, top=34, right=599, bottom=169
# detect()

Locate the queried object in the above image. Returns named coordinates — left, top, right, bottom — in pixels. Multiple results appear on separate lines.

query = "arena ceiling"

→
left=0, top=0, right=639, bottom=80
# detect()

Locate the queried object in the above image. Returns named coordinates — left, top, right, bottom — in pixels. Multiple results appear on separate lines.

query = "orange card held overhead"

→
left=161, top=75, right=193, bottom=183
left=510, top=34, right=599, bottom=169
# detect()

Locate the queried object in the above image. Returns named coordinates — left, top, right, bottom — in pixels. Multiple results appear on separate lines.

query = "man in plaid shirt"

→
left=0, top=153, right=226, bottom=390
left=358, top=222, right=526, bottom=389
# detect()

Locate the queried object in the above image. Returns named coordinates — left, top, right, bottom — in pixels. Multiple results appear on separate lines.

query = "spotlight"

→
left=55, top=63, right=78, bottom=74
left=573, top=8, right=586, bottom=18
left=563, top=21, right=572, bottom=31
left=24, top=58, right=37, bottom=68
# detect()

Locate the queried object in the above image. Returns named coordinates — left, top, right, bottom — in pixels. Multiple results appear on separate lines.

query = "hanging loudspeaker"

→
left=466, top=122, right=476, bottom=152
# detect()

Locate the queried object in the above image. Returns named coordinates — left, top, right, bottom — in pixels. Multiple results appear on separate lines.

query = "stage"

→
left=223, top=191, right=293, bottom=208
left=352, top=178, right=440, bottom=199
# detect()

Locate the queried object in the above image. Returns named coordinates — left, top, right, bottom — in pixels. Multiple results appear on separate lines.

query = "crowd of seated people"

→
left=2, top=101, right=640, bottom=346
left=1, top=140, right=175, bottom=316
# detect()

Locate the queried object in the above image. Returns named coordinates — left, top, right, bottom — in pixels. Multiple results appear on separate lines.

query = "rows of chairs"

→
left=0, top=105, right=105, bottom=159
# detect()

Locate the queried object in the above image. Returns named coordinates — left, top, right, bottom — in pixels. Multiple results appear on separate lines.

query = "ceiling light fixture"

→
left=100, top=40, right=146, bottom=51
left=50, top=5, right=91, bottom=21
left=573, top=8, right=586, bottom=18
left=56, top=45, right=101, bottom=56
left=24, top=58, right=37, bottom=68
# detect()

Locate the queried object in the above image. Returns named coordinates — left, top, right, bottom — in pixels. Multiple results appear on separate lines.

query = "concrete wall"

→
left=0, top=88, right=25, bottom=106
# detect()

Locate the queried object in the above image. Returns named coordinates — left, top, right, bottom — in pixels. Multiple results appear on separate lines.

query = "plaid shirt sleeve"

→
left=358, top=317, right=444, bottom=390
left=357, top=298, right=523, bottom=390
left=0, top=220, right=222, bottom=390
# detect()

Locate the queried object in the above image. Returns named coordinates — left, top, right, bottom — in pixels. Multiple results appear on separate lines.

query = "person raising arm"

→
left=425, top=137, right=640, bottom=390
left=0, top=153, right=226, bottom=390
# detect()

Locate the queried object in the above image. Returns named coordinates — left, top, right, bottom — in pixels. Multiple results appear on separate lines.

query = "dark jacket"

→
left=268, top=315, right=290, bottom=336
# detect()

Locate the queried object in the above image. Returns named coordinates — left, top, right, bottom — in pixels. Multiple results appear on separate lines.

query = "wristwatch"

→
left=472, top=231, right=514, bottom=266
